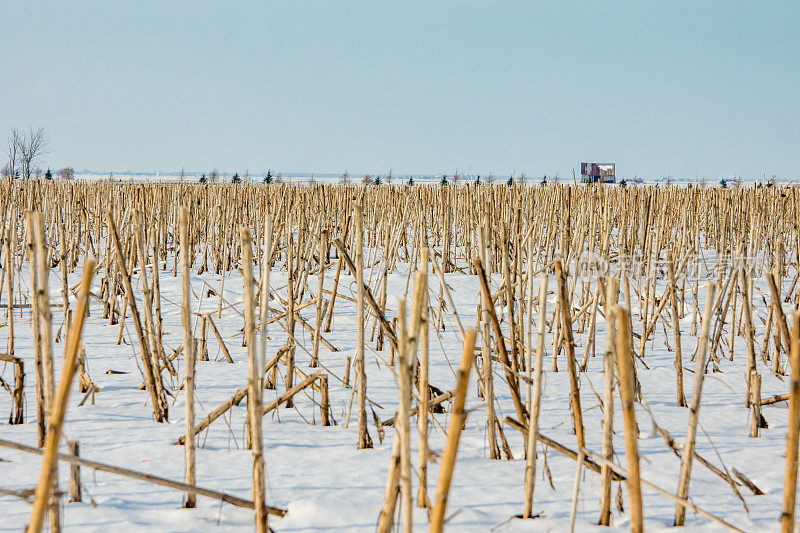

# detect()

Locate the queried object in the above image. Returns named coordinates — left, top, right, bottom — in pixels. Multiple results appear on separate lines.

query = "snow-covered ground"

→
left=0, top=245, right=796, bottom=531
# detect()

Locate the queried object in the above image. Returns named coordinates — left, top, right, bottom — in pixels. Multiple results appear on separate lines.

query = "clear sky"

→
left=1, top=1, right=798, bottom=179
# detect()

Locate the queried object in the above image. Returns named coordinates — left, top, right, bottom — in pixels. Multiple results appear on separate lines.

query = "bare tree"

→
left=18, top=127, right=50, bottom=180
left=208, top=168, right=219, bottom=183
left=4, top=127, right=23, bottom=179
left=59, top=167, right=75, bottom=180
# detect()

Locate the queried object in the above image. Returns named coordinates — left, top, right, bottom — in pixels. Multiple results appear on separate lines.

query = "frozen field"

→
left=0, top=181, right=797, bottom=532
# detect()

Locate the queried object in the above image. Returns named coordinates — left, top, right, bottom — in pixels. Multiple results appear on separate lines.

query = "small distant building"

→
left=581, top=162, right=615, bottom=183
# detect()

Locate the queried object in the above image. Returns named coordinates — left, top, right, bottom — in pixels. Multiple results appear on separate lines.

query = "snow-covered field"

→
left=0, top=237, right=795, bottom=532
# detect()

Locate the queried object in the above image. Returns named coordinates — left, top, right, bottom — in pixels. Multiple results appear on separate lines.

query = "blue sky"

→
left=1, top=1, right=798, bottom=178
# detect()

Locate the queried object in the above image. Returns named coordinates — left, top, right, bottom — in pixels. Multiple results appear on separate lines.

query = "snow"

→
left=0, top=246, right=795, bottom=531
